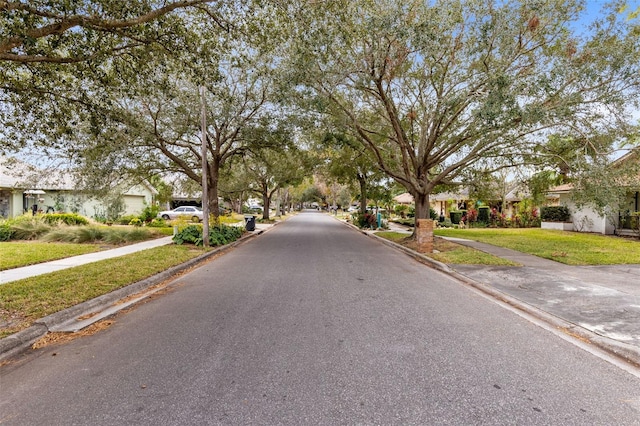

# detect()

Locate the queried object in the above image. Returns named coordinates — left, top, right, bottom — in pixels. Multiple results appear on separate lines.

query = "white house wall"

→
left=558, top=193, right=613, bottom=235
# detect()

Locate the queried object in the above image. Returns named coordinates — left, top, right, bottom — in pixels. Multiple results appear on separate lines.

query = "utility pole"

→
left=200, top=86, right=210, bottom=247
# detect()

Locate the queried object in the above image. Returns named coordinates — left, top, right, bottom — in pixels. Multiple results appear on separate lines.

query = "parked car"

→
left=158, top=206, right=203, bottom=222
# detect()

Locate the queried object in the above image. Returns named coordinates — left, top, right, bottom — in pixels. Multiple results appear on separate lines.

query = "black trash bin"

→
left=244, top=215, right=256, bottom=231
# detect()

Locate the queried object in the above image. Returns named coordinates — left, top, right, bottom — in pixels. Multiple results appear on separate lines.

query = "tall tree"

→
left=0, top=0, right=224, bottom=63
left=287, top=0, right=640, bottom=226
left=240, top=139, right=312, bottom=220
left=5, top=1, right=291, bottom=218
left=322, top=132, right=383, bottom=214
left=0, top=1, right=230, bottom=154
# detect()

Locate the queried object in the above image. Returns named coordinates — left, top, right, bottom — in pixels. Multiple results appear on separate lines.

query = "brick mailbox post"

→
left=415, top=219, right=435, bottom=253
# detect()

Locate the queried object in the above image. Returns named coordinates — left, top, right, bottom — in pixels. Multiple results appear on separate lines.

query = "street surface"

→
left=1, top=211, right=639, bottom=425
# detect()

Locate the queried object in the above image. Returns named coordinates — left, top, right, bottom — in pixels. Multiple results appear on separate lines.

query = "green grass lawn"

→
left=0, top=242, right=103, bottom=271
left=0, top=245, right=208, bottom=338
left=375, top=231, right=518, bottom=266
left=434, top=228, right=640, bottom=265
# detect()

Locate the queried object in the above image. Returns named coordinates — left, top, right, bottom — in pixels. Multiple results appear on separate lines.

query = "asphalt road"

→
left=1, top=211, right=639, bottom=425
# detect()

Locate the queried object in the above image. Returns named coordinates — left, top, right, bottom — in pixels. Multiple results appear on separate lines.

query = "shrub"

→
left=116, top=215, right=139, bottom=225
left=0, top=223, right=13, bottom=241
left=515, top=199, right=541, bottom=228
left=478, top=206, right=490, bottom=223
left=490, top=208, right=510, bottom=228
left=42, top=226, right=153, bottom=244
left=140, top=204, right=160, bottom=223
left=464, top=208, right=477, bottom=223
left=540, top=206, right=571, bottom=222
left=128, top=218, right=143, bottom=227
left=394, top=204, right=409, bottom=218
left=352, top=212, right=377, bottom=228
left=147, top=218, right=168, bottom=228
left=42, top=213, right=89, bottom=226
left=450, top=211, right=463, bottom=224
left=9, top=217, right=52, bottom=240
left=173, top=224, right=244, bottom=246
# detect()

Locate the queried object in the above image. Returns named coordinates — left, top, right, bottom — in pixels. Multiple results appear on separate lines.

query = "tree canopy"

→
left=286, top=0, right=640, bottom=219
left=2, top=0, right=640, bottom=232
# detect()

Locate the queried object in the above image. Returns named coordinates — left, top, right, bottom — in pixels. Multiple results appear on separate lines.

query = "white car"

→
left=158, top=206, right=203, bottom=222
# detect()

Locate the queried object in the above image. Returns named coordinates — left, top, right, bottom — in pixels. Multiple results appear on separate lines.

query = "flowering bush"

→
left=515, top=199, right=540, bottom=228
left=352, top=212, right=377, bottom=229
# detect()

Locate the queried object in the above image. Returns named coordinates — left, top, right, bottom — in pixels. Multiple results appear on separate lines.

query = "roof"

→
left=430, top=188, right=470, bottom=202
left=393, top=193, right=414, bottom=204
left=548, top=183, right=574, bottom=193
left=1, top=157, right=158, bottom=196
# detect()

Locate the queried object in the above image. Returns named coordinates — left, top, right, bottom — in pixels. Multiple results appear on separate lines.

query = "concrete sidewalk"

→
left=0, top=223, right=273, bottom=285
left=0, top=236, right=175, bottom=285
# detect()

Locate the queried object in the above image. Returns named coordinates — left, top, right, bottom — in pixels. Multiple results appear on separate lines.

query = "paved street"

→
left=1, top=212, right=639, bottom=425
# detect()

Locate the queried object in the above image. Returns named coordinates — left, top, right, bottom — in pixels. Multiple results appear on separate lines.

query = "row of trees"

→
left=2, top=1, right=640, bottom=246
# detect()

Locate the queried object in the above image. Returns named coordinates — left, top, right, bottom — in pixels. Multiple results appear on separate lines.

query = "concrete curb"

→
left=0, top=230, right=265, bottom=362
left=343, top=220, right=640, bottom=368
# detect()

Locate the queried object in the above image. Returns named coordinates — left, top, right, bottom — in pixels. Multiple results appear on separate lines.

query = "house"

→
left=0, top=157, right=158, bottom=219
left=547, top=149, right=640, bottom=235
left=392, top=189, right=471, bottom=216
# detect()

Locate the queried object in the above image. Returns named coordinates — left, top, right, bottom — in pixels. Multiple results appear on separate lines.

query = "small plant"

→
left=0, top=223, right=13, bottom=241
left=42, top=213, right=89, bottom=226
left=7, top=215, right=52, bottom=240
left=139, top=204, right=160, bottom=223
left=394, top=204, right=409, bottom=218
left=128, top=218, right=143, bottom=227
left=147, top=218, right=168, bottom=228
left=116, top=214, right=139, bottom=225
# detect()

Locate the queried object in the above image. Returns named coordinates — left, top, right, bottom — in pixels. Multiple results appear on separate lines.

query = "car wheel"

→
left=162, top=214, right=170, bottom=220
left=192, top=216, right=200, bottom=222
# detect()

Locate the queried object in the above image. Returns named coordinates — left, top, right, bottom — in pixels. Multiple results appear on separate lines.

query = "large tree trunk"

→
left=412, top=191, right=434, bottom=253
left=262, top=191, right=270, bottom=220
left=414, top=191, right=431, bottom=220
left=208, top=158, right=220, bottom=220
left=357, top=172, right=367, bottom=214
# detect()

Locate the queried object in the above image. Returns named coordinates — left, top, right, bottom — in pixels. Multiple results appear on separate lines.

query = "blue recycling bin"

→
left=244, top=215, right=256, bottom=231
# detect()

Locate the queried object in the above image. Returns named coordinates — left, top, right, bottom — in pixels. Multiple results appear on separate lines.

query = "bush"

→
left=394, top=204, right=409, bottom=218
left=352, top=212, right=377, bottom=229
left=147, top=218, right=168, bottom=228
left=450, top=211, right=463, bottom=224
left=478, top=206, right=490, bottom=223
left=42, top=226, right=154, bottom=243
left=463, top=208, right=477, bottom=223
left=128, top=218, right=143, bottom=227
left=9, top=217, right=52, bottom=240
left=140, top=204, right=160, bottom=223
left=540, top=206, right=571, bottom=222
left=42, top=213, right=89, bottom=226
left=0, top=223, right=13, bottom=241
left=515, top=199, right=541, bottom=228
left=173, top=224, right=244, bottom=246
left=116, top=215, right=139, bottom=225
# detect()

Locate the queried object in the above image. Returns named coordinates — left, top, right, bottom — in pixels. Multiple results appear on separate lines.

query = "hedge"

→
left=540, top=206, right=571, bottom=222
